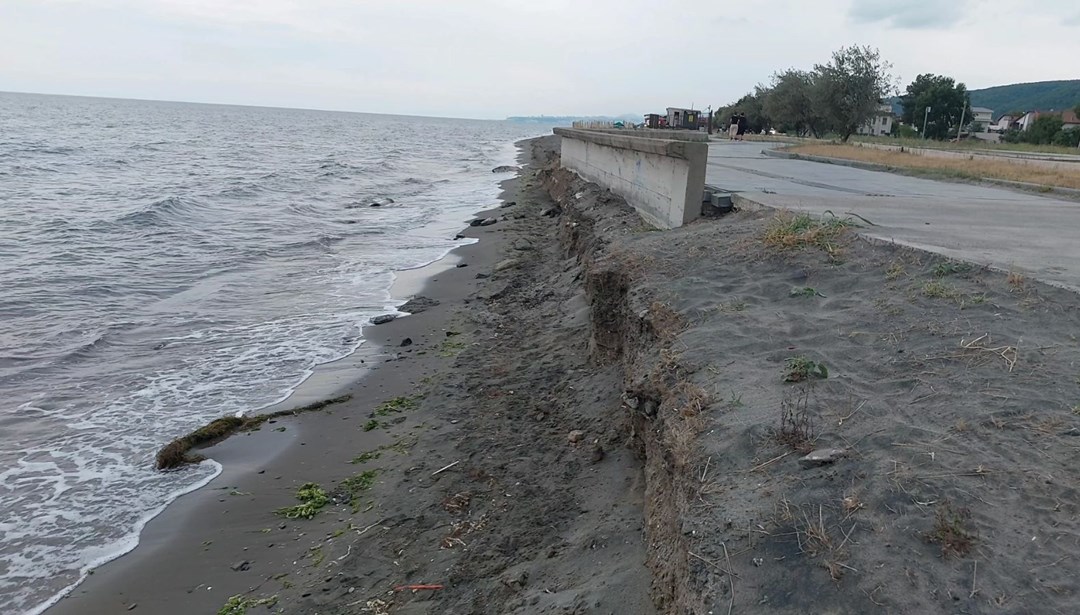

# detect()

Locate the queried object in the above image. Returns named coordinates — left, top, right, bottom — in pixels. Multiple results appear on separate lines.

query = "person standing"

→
left=728, top=113, right=739, bottom=140
left=736, top=112, right=748, bottom=141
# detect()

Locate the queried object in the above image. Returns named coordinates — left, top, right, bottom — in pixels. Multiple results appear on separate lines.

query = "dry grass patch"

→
left=763, top=212, right=856, bottom=259
left=925, top=500, right=976, bottom=559
left=790, top=143, right=1080, bottom=190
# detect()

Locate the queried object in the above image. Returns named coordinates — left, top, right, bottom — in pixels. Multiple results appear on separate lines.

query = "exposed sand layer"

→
left=50, top=136, right=1080, bottom=615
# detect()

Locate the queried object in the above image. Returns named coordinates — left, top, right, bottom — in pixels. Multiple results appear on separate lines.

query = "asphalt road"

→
left=706, top=140, right=1080, bottom=292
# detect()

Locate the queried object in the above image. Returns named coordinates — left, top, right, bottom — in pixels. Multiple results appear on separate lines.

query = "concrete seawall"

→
left=552, top=128, right=708, bottom=229
left=581, top=128, right=710, bottom=143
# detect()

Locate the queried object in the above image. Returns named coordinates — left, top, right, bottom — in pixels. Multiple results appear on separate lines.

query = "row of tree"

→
left=713, top=45, right=897, bottom=142
left=714, top=46, right=1047, bottom=143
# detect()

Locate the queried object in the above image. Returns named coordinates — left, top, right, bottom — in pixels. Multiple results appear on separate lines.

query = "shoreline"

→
left=44, top=144, right=530, bottom=615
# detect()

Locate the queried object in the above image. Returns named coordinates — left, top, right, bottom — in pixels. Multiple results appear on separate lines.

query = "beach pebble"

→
left=568, top=430, right=585, bottom=444
left=454, top=233, right=466, bottom=239
left=400, top=338, right=413, bottom=347
left=468, top=218, right=485, bottom=227
left=371, top=314, right=397, bottom=325
left=591, top=444, right=605, bottom=463
left=798, top=448, right=848, bottom=467
left=456, top=263, right=469, bottom=268
left=479, top=217, right=498, bottom=226
left=475, top=273, right=490, bottom=279
left=230, top=560, right=251, bottom=572
left=492, top=165, right=520, bottom=173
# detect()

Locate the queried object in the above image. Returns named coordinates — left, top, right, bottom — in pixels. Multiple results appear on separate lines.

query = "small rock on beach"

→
left=371, top=314, right=397, bottom=325
left=798, top=448, right=848, bottom=467
left=492, top=165, right=520, bottom=173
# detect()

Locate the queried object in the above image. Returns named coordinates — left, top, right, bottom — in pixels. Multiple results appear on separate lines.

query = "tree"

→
left=1027, top=114, right=1064, bottom=145
left=899, top=74, right=972, bottom=140
left=763, top=69, right=825, bottom=137
left=718, top=86, right=773, bottom=135
left=1053, top=127, right=1080, bottom=148
left=812, top=45, right=896, bottom=142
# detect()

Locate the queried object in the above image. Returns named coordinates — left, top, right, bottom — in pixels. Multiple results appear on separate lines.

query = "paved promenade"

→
left=706, top=141, right=1080, bottom=291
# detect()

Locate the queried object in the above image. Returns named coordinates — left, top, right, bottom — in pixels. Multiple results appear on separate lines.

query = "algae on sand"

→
left=276, top=483, right=329, bottom=520
left=155, top=395, right=351, bottom=470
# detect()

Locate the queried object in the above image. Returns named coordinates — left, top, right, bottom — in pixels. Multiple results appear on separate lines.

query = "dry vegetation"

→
left=789, top=143, right=1080, bottom=190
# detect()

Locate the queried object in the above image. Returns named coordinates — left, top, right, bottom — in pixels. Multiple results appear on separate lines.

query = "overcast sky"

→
left=2, top=0, right=1077, bottom=119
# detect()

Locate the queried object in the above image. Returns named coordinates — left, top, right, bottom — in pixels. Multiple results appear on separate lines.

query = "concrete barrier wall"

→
left=582, top=128, right=710, bottom=143
left=553, top=128, right=708, bottom=229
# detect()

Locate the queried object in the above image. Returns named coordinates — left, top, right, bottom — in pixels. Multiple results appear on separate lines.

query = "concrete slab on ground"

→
left=706, top=140, right=1080, bottom=292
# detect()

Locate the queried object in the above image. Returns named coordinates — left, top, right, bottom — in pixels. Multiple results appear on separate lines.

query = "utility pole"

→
left=707, top=106, right=713, bottom=135
left=923, top=106, right=931, bottom=140
left=956, top=106, right=966, bottom=142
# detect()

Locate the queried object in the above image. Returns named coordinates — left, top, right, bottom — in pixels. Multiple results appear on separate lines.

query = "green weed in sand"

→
left=790, top=287, right=824, bottom=298
left=783, top=357, right=829, bottom=382
left=933, top=260, right=972, bottom=277
left=363, top=419, right=381, bottom=431
left=922, top=279, right=960, bottom=299
left=438, top=338, right=468, bottom=357
left=276, top=483, right=329, bottom=520
left=218, top=594, right=277, bottom=615
left=350, top=450, right=382, bottom=464
left=342, top=470, right=378, bottom=495
left=374, top=395, right=422, bottom=416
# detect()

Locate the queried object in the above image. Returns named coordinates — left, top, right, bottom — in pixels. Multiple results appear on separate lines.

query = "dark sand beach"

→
left=50, top=135, right=1080, bottom=615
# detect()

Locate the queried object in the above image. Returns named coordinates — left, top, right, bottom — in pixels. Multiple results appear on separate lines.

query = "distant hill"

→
left=969, top=80, right=1080, bottom=119
left=887, top=80, right=1080, bottom=121
left=506, top=114, right=641, bottom=124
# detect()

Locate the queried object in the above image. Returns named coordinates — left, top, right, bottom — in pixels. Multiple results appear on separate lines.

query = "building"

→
left=1015, top=110, right=1080, bottom=132
left=1063, top=110, right=1080, bottom=130
left=857, top=103, right=894, bottom=137
left=665, top=107, right=701, bottom=130
left=993, top=114, right=1018, bottom=132
left=970, top=107, right=993, bottom=131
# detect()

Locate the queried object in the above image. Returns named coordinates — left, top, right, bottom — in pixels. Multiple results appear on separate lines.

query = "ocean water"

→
left=0, top=92, right=547, bottom=614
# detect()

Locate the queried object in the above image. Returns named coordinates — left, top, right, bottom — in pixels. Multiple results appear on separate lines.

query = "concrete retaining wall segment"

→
left=581, top=128, right=710, bottom=143
left=553, top=128, right=708, bottom=229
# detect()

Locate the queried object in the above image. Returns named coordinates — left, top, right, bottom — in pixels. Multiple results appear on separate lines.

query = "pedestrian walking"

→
left=736, top=112, right=748, bottom=141
left=728, top=113, right=739, bottom=140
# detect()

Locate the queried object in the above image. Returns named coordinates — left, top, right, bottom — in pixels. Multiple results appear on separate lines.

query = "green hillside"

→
left=969, top=80, right=1080, bottom=119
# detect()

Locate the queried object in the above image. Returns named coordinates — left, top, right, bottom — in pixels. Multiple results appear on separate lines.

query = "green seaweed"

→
left=218, top=594, right=278, bottom=615
left=275, top=483, right=329, bottom=520
left=155, top=395, right=352, bottom=470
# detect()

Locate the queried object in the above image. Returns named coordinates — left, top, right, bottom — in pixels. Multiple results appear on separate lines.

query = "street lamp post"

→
left=923, top=106, right=931, bottom=140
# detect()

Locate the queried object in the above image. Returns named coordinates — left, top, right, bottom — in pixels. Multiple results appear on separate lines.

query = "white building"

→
left=857, top=103, right=894, bottom=137
left=970, top=107, right=993, bottom=131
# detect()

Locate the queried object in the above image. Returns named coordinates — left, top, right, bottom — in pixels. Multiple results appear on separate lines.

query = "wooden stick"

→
left=747, top=451, right=792, bottom=473
left=723, top=542, right=735, bottom=615
left=432, top=460, right=461, bottom=476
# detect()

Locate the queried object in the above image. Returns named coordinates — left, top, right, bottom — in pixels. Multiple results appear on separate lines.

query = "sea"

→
left=0, top=91, right=550, bottom=614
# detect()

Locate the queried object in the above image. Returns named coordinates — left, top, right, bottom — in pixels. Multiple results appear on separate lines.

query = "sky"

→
left=1, top=0, right=1078, bottom=119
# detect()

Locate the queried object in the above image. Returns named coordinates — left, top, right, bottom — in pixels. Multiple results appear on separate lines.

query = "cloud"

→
left=1066, top=12, right=1080, bottom=26
left=848, top=0, right=969, bottom=29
